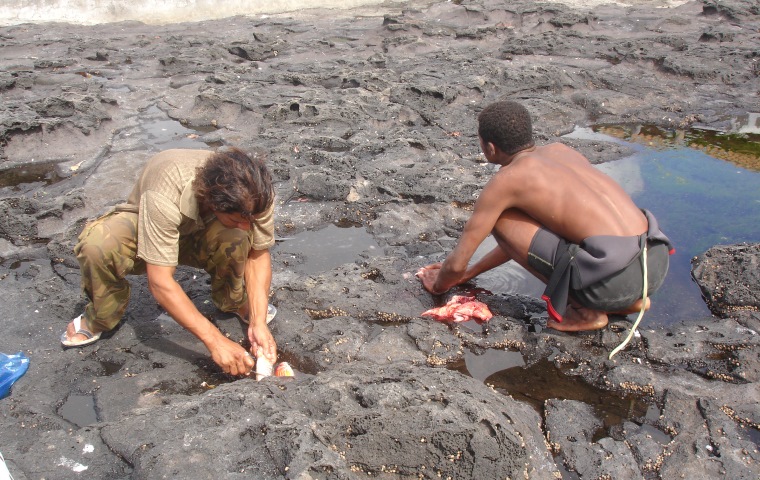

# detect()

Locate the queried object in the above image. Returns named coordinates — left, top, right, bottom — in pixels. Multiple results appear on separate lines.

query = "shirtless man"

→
left=417, top=100, right=673, bottom=331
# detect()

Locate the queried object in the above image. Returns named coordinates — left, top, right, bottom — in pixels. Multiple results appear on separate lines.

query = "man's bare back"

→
left=487, top=142, right=649, bottom=243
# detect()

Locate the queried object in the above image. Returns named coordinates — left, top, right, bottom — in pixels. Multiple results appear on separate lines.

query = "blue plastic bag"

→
left=0, top=352, right=30, bottom=400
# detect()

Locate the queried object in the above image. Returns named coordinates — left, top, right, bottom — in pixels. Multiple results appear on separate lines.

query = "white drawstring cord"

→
left=609, top=244, right=648, bottom=360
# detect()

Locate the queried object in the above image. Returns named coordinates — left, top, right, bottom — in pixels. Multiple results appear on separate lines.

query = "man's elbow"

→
left=146, top=278, right=164, bottom=299
left=146, top=273, right=173, bottom=300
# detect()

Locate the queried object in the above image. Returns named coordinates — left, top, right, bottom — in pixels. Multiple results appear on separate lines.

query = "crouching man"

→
left=61, top=147, right=277, bottom=375
left=417, top=101, right=673, bottom=332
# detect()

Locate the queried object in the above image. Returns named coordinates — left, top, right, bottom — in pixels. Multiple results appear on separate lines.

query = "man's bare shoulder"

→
left=478, top=159, right=536, bottom=208
left=485, top=162, right=525, bottom=185
left=505, top=144, right=592, bottom=178
left=536, top=142, right=591, bottom=165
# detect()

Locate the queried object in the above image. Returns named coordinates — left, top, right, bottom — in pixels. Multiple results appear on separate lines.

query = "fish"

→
left=255, top=356, right=273, bottom=381
left=274, top=362, right=294, bottom=377
left=253, top=348, right=295, bottom=380
left=254, top=347, right=276, bottom=381
left=421, top=295, right=493, bottom=323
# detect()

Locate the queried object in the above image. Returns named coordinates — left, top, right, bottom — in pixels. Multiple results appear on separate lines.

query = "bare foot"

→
left=547, top=305, right=609, bottom=332
left=610, top=297, right=651, bottom=315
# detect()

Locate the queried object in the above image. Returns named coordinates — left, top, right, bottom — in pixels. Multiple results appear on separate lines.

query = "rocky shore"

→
left=0, top=0, right=758, bottom=478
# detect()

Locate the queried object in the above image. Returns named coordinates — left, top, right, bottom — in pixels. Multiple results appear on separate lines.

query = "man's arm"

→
left=420, top=175, right=515, bottom=294
left=244, top=248, right=276, bottom=362
left=423, top=219, right=493, bottom=293
left=146, top=263, right=255, bottom=375
left=463, top=246, right=511, bottom=281
left=418, top=245, right=511, bottom=293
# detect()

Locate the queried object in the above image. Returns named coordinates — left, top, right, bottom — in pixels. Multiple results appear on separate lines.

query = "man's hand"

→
left=206, top=334, right=256, bottom=376
left=249, top=323, right=277, bottom=363
left=147, top=263, right=256, bottom=375
left=416, top=262, right=448, bottom=295
left=243, top=248, right=276, bottom=362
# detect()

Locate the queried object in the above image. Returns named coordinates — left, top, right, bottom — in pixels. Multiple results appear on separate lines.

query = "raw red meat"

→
left=421, top=295, right=493, bottom=323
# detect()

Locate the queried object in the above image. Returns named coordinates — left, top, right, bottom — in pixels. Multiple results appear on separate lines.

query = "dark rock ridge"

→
left=692, top=243, right=760, bottom=318
left=0, top=1, right=758, bottom=478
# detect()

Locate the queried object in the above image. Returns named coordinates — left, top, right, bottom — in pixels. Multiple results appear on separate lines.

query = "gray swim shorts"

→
left=527, top=227, right=670, bottom=312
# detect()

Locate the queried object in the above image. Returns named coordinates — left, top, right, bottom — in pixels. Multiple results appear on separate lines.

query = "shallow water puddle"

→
left=471, top=120, right=760, bottom=327
left=274, top=222, right=381, bottom=275
left=741, top=423, right=760, bottom=448
left=456, top=348, right=525, bottom=382
left=135, top=105, right=217, bottom=150
left=59, top=393, right=98, bottom=428
left=458, top=357, right=659, bottom=438
left=572, top=122, right=760, bottom=326
left=0, top=162, right=63, bottom=189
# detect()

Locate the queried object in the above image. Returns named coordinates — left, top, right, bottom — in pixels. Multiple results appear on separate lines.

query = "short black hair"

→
left=193, top=147, right=274, bottom=219
left=477, top=100, right=535, bottom=155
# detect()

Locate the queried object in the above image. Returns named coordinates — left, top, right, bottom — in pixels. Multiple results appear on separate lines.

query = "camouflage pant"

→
left=74, top=211, right=251, bottom=332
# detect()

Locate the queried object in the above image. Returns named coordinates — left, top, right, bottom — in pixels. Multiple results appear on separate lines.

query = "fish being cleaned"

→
left=255, top=348, right=275, bottom=381
left=421, top=295, right=493, bottom=323
left=254, top=349, right=295, bottom=380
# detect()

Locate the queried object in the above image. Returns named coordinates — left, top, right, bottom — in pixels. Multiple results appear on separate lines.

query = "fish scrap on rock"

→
left=421, top=295, right=493, bottom=323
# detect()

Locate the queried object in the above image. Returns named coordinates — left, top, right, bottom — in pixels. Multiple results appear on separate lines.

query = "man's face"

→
left=214, top=211, right=252, bottom=230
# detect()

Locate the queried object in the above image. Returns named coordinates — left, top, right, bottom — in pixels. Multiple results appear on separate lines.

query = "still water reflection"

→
left=274, top=223, right=381, bottom=275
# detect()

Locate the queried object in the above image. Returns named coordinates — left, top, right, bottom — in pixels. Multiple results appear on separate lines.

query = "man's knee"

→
left=212, top=228, right=251, bottom=263
left=201, top=228, right=251, bottom=279
left=76, top=237, right=139, bottom=278
left=75, top=241, right=106, bottom=268
left=206, top=229, right=250, bottom=310
left=76, top=213, right=137, bottom=261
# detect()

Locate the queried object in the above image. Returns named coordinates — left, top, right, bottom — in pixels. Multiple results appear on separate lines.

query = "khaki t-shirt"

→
left=115, top=149, right=275, bottom=266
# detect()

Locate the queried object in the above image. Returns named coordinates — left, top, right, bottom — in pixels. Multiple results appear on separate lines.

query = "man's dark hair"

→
left=193, top=147, right=274, bottom=219
left=477, top=100, right=535, bottom=155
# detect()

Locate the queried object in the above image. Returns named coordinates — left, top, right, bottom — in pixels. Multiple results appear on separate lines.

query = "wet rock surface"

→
left=99, top=363, right=554, bottom=479
left=1, top=0, right=759, bottom=478
left=692, top=243, right=760, bottom=319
